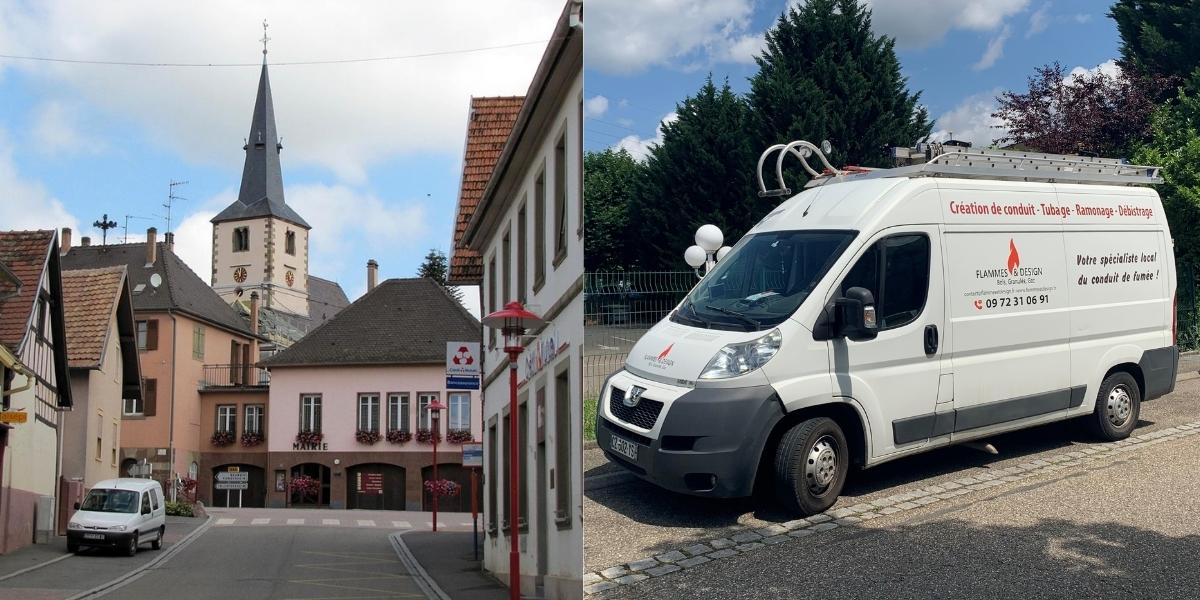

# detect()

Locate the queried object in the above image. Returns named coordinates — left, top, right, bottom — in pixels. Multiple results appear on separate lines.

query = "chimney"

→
left=145, top=227, right=157, bottom=267
left=60, top=227, right=72, bottom=255
left=81, top=236, right=91, bottom=247
left=164, top=232, right=175, bottom=254
left=367, top=259, right=379, bottom=291
left=249, top=291, right=260, bottom=335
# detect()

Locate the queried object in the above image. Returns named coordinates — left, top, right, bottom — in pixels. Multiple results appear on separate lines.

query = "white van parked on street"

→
left=597, top=142, right=1179, bottom=515
left=67, top=478, right=166, bottom=555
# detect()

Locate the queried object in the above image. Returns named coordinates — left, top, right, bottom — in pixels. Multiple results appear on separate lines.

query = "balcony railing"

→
left=200, top=364, right=270, bottom=390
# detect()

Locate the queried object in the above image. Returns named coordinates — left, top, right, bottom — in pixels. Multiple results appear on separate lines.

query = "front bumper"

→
left=596, top=373, right=784, bottom=497
left=68, top=529, right=135, bottom=548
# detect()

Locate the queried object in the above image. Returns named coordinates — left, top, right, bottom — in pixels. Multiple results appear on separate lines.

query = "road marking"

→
left=250, top=518, right=270, bottom=525
left=357, top=519, right=375, bottom=527
left=287, top=518, right=304, bottom=525
left=322, top=518, right=339, bottom=526
left=215, top=518, right=236, bottom=526
left=459, top=522, right=473, bottom=527
left=392, top=520, right=412, bottom=529
left=425, top=522, right=446, bottom=528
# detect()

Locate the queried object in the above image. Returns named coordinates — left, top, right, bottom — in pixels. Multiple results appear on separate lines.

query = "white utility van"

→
left=67, top=478, right=166, bottom=555
left=596, top=142, right=1179, bottom=515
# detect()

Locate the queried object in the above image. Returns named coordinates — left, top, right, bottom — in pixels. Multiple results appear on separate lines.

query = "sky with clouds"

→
left=0, top=0, right=564, bottom=316
left=584, top=0, right=1121, bottom=159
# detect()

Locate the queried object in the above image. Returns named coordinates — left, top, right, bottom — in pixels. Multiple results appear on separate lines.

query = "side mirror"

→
left=73, top=502, right=80, bottom=511
left=836, top=287, right=878, bottom=341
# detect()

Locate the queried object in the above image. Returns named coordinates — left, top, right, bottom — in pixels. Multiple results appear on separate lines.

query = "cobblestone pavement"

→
left=584, top=375, right=1200, bottom=596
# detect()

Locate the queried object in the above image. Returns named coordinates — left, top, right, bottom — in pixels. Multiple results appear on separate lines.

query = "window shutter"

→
left=144, top=379, right=157, bottom=416
left=146, top=320, right=159, bottom=351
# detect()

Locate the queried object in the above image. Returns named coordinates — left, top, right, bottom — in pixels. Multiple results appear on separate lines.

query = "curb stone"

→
left=68, top=515, right=214, bottom=600
left=583, top=418, right=1200, bottom=596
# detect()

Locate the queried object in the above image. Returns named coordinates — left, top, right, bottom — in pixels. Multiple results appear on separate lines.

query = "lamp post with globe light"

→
left=427, top=399, right=446, bottom=532
left=480, top=301, right=543, bottom=600
left=684, top=224, right=733, bottom=278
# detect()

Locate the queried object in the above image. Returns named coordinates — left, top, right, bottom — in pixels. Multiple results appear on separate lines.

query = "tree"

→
left=416, top=249, right=464, bottom=303
left=583, top=148, right=641, bottom=271
left=1132, top=77, right=1200, bottom=270
left=629, top=76, right=761, bottom=270
left=993, top=62, right=1157, bottom=157
left=1110, top=0, right=1200, bottom=90
left=748, top=0, right=930, bottom=190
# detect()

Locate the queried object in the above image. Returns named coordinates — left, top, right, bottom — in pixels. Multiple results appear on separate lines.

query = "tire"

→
left=126, top=532, right=138, bottom=557
left=67, top=540, right=79, bottom=554
left=1087, top=371, right=1141, bottom=441
left=774, top=417, right=849, bottom=516
left=151, top=527, right=163, bottom=550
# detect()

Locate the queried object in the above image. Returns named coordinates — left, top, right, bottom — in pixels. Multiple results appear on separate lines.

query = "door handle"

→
left=924, top=324, right=939, bottom=356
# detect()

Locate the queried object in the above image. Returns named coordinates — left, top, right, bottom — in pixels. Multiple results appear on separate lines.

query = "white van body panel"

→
left=67, top=478, right=167, bottom=550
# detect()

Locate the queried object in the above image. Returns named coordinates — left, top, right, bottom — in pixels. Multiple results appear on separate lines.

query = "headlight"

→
left=699, top=329, right=782, bottom=379
left=111, top=525, right=126, bottom=531
left=67, top=522, right=83, bottom=530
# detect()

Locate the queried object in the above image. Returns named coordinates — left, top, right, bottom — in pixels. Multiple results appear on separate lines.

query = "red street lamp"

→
left=427, top=399, right=447, bottom=532
left=481, top=301, right=543, bottom=600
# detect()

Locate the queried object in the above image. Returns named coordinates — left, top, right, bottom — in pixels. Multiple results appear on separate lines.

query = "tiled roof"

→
left=0, top=231, right=54, bottom=354
left=449, top=96, right=524, bottom=285
left=261, top=278, right=480, bottom=367
left=307, top=275, right=350, bottom=325
left=60, top=266, right=127, bottom=369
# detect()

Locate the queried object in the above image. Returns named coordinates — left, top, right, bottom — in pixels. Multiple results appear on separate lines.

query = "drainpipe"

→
left=167, top=309, right=178, bottom=502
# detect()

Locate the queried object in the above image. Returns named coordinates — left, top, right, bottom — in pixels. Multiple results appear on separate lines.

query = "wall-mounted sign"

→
left=521, top=326, right=568, bottom=384
left=0, top=411, right=27, bottom=424
left=446, top=342, right=481, bottom=390
left=462, top=442, right=483, bottom=468
left=358, top=472, right=383, bottom=495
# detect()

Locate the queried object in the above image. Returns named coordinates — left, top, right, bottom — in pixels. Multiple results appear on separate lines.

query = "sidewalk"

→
left=403, top=530, right=508, bottom=600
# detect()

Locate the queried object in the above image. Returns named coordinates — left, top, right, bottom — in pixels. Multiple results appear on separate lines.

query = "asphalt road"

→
left=584, top=375, right=1200, bottom=576
left=109, top=523, right=426, bottom=599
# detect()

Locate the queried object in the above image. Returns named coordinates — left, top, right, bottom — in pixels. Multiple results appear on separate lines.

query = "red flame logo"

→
left=658, top=344, right=674, bottom=360
left=1007, top=239, right=1020, bottom=273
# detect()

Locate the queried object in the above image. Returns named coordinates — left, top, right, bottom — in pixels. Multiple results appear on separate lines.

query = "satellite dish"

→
left=149, top=273, right=162, bottom=289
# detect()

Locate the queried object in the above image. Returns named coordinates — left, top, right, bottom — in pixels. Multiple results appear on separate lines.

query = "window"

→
left=448, top=392, right=470, bottom=431
left=111, top=422, right=118, bottom=466
left=502, top=230, right=512, bottom=303
left=487, top=255, right=497, bottom=349
left=840, top=233, right=931, bottom=330
left=553, top=129, right=567, bottom=265
left=285, top=230, right=296, bottom=255
left=233, top=227, right=249, bottom=252
left=555, top=366, right=572, bottom=525
left=418, top=392, right=439, bottom=430
left=300, top=394, right=322, bottom=432
left=140, top=492, right=151, bottom=515
left=518, top=399, right=528, bottom=530
left=534, top=166, right=546, bottom=289
left=501, top=412, right=510, bottom=530
left=358, top=393, right=380, bottom=432
left=245, top=405, right=264, bottom=434
left=192, top=324, right=205, bottom=360
left=388, top=393, right=410, bottom=433
left=127, top=378, right=156, bottom=417
left=487, top=420, right=498, bottom=533
left=517, top=201, right=528, bottom=303
left=216, top=405, right=237, bottom=433
left=95, top=435, right=102, bottom=461
left=136, top=320, right=158, bottom=351
left=36, top=296, right=49, bottom=339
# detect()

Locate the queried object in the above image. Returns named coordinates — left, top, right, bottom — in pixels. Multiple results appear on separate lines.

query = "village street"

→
left=584, top=371, right=1200, bottom=598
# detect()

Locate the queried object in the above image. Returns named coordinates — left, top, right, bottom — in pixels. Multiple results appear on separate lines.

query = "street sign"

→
left=216, top=471, right=249, bottom=483
left=0, top=411, right=27, bottom=424
left=462, top=442, right=483, bottom=468
left=215, top=482, right=248, bottom=490
left=446, top=342, right=481, bottom=390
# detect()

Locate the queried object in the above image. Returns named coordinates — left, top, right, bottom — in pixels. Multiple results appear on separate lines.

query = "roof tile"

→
left=60, top=266, right=127, bottom=369
left=0, top=230, right=54, bottom=353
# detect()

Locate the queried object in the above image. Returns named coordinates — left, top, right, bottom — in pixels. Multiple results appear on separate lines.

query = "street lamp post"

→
left=685, top=224, right=732, bottom=278
left=481, top=302, right=543, bottom=600
left=428, top=399, right=446, bottom=532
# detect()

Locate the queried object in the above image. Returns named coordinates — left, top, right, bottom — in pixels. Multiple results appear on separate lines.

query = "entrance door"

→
left=210, top=465, right=266, bottom=508
left=828, top=226, right=947, bottom=457
left=346, top=464, right=406, bottom=510
left=290, top=463, right=331, bottom=506
left=421, top=464, right=471, bottom=512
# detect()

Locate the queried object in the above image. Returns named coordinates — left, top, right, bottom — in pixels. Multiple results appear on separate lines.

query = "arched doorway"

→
left=345, top=463, right=406, bottom=510
left=421, top=463, right=472, bottom=512
left=289, top=463, right=331, bottom=507
left=210, top=464, right=266, bottom=508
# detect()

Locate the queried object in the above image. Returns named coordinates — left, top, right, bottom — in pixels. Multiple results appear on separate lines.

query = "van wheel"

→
left=126, top=532, right=138, bottom=556
left=774, top=417, right=849, bottom=516
left=1088, top=372, right=1141, bottom=441
left=151, top=527, right=163, bottom=550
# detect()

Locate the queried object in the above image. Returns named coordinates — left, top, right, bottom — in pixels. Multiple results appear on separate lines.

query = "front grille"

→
left=609, top=386, right=664, bottom=430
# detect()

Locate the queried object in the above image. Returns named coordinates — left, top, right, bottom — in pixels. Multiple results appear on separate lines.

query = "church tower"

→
left=211, top=24, right=310, bottom=317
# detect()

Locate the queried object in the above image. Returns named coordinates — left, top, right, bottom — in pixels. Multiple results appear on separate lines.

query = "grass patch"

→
left=584, top=395, right=598, bottom=441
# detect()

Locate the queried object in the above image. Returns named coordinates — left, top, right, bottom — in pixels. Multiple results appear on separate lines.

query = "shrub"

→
left=165, top=501, right=194, bottom=517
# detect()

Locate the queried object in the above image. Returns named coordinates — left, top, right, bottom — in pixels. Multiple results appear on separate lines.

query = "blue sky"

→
left=0, top=1, right=563, bottom=315
left=584, top=0, right=1121, bottom=157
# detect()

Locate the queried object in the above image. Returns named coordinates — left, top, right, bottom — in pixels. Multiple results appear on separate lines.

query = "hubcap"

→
left=1107, top=385, right=1133, bottom=427
left=805, top=435, right=838, bottom=494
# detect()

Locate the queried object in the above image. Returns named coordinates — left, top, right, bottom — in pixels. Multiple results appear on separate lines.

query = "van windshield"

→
left=80, top=489, right=139, bottom=514
left=673, top=230, right=856, bottom=331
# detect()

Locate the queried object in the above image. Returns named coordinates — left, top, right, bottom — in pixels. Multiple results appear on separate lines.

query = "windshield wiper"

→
left=679, top=301, right=710, bottom=327
left=704, top=304, right=761, bottom=329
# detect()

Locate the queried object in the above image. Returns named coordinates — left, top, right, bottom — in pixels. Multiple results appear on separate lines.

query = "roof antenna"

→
left=165, top=180, right=189, bottom=234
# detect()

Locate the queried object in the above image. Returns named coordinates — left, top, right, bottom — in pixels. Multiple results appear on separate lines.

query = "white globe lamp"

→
left=684, top=245, right=707, bottom=269
left=715, top=246, right=732, bottom=262
left=695, top=224, right=724, bottom=253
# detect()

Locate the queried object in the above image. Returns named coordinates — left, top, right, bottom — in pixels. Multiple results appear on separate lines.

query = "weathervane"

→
left=93, top=213, right=118, bottom=246
left=260, top=19, right=270, bottom=57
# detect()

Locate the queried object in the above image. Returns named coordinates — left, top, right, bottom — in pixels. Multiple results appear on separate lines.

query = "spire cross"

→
left=260, top=19, right=270, bottom=56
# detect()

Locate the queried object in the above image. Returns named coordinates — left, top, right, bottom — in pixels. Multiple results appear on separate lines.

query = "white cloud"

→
left=973, top=25, right=1011, bottom=71
left=614, top=112, right=678, bottom=161
left=929, top=89, right=1007, bottom=148
left=586, top=0, right=758, bottom=74
left=0, top=1, right=560, bottom=184
left=584, top=95, right=610, bottom=118
left=1027, top=2, right=1050, bottom=37
left=30, top=100, right=106, bottom=156
left=0, top=128, right=80, bottom=233
left=864, top=0, right=1028, bottom=48
left=1069, top=59, right=1121, bottom=80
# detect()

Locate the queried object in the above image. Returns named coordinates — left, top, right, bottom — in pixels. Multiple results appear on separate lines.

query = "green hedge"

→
left=165, top=501, right=194, bottom=517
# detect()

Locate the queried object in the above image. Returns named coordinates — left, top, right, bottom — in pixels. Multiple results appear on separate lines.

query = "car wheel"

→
left=151, top=527, right=163, bottom=550
left=126, top=532, right=138, bottom=556
left=774, top=417, right=849, bottom=516
left=67, top=540, right=79, bottom=554
left=1087, top=371, right=1140, bottom=441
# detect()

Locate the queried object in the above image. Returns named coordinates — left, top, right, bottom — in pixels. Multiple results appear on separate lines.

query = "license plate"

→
left=83, top=533, right=104, bottom=540
left=609, top=434, right=639, bottom=462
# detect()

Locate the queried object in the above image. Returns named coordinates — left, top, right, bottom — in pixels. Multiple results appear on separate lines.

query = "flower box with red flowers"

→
left=416, top=428, right=441, bottom=444
left=295, top=430, right=324, bottom=445
left=424, top=478, right=461, bottom=497
left=447, top=429, right=473, bottom=444
left=355, top=429, right=382, bottom=445
left=386, top=430, right=412, bottom=444
left=240, top=431, right=264, bottom=447
left=210, top=431, right=235, bottom=447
